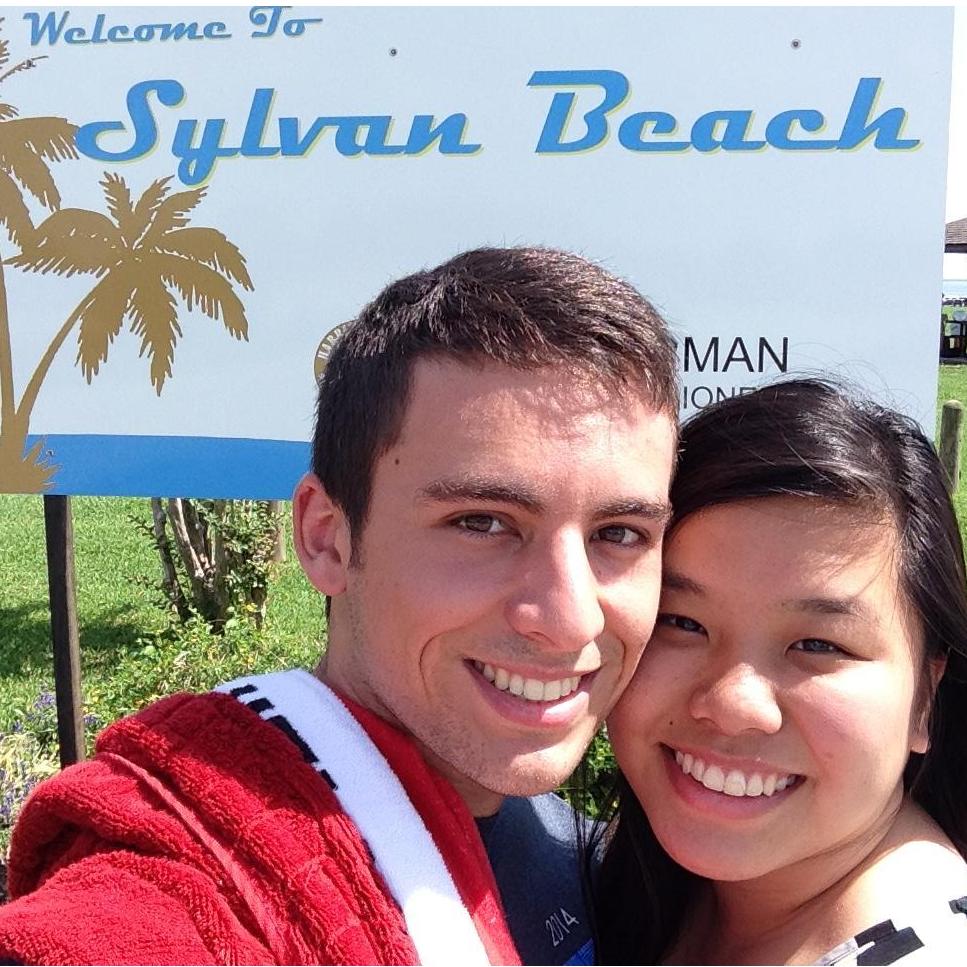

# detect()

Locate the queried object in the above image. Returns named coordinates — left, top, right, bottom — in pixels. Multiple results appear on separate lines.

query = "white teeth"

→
left=523, top=678, right=544, bottom=701
left=672, top=750, right=797, bottom=799
left=701, top=765, right=725, bottom=792
left=474, top=662, right=583, bottom=703
left=723, top=769, right=746, bottom=797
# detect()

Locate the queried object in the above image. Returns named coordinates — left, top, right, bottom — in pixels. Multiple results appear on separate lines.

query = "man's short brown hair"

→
left=312, top=246, right=679, bottom=550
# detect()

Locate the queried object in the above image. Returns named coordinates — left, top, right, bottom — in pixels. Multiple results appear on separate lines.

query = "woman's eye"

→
left=592, top=524, right=642, bottom=546
left=790, top=638, right=845, bottom=656
left=454, top=514, right=507, bottom=535
left=657, top=613, right=706, bottom=635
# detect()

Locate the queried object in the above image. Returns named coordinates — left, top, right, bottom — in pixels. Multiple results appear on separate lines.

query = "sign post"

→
left=42, top=495, right=84, bottom=767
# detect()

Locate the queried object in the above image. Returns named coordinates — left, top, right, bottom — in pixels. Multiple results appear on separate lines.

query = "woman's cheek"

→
left=610, top=640, right=690, bottom=736
left=791, top=668, right=915, bottom=786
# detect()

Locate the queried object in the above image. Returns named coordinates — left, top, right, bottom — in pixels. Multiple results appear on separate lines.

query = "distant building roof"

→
left=946, top=218, right=967, bottom=253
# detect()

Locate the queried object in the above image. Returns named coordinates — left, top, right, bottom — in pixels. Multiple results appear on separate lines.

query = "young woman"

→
left=597, top=379, right=967, bottom=965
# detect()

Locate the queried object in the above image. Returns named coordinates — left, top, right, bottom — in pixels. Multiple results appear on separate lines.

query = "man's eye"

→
left=790, top=638, right=845, bottom=656
left=657, top=613, right=705, bottom=635
left=454, top=514, right=507, bottom=535
left=592, top=524, right=642, bottom=546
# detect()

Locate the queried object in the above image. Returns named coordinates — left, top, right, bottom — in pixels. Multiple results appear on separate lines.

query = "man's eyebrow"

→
left=662, top=569, right=706, bottom=594
left=417, top=477, right=544, bottom=513
left=784, top=596, right=874, bottom=621
left=593, top=499, right=673, bottom=526
left=416, top=479, right=671, bottom=523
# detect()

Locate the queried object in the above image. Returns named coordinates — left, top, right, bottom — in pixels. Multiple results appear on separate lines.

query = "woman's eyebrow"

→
left=784, top=596, right=874, bottom=621
left=662, top=570, right=706, bottom=595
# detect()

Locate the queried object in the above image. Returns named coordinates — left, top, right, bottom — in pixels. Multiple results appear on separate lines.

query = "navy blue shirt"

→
left=478, top=793, right=594, bottom=966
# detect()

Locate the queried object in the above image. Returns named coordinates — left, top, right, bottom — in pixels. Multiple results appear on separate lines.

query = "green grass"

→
left=936, top=364, right=967, bottom=424
left=937, top=364, right=967, bottom=522
left=0, top=496, right=325, bottom=738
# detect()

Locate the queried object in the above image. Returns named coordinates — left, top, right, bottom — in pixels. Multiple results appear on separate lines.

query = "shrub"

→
left=559, top=728, right=618, bottom=819
left=139, top=499, right=282, bottom=632
left=0, top=693, right=63, bottom=865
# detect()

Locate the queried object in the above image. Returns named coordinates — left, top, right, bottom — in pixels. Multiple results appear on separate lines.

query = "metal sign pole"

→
left=42, top=494, right=84, bottom=768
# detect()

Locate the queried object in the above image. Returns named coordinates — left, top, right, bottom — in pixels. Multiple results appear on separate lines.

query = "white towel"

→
left=217, top=669, right=491, bottom=967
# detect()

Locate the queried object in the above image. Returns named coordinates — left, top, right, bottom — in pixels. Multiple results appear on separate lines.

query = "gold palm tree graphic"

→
left=0, top=23, right=255, bottom=494
left=0, top=23, right=78, bottom=491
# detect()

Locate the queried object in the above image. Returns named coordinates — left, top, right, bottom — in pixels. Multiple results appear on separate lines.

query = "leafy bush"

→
left=559, top=728, right=618, bottom=820
left=0, top=694, right=67, bottom=863
left=85, top=612, right=322, bottom=727
left=139, top=499, right=282, bottom=632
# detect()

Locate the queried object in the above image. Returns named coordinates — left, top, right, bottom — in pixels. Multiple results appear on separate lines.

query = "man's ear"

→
left=910, top=655, right=947, bottom=755
left=292, top=473, right=352, bottom=595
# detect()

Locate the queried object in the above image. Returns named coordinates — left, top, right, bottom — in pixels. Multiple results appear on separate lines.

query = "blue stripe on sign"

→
left=23, top=434, right=312, bottom=499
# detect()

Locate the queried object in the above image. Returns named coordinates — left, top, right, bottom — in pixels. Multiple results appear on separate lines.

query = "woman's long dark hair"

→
left=592, top=378, right=967, bottom=964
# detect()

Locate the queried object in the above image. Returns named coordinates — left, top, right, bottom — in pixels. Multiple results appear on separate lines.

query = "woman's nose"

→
left=687, top=661, right=783, bottom=736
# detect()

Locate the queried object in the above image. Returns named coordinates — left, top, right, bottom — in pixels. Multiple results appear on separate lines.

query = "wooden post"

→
left=43, top=495, right=84, bottom=768
left=268, top=499, right=286, bottom=562
left=939, top=399, right=964, bottom=495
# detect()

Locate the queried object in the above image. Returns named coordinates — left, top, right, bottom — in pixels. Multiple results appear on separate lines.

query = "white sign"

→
left=0, top=6, right=952, bottom=497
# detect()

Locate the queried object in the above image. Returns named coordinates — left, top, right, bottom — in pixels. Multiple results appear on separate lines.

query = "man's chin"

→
left=474, top=750, right=586, bottom=800
left=415, top=726, right=592, bottom=808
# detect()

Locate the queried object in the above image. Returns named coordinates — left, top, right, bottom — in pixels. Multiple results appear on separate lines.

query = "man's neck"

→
left=416, top=742, right=505, bottom=818
left=313, top=660, right=506, bottom=818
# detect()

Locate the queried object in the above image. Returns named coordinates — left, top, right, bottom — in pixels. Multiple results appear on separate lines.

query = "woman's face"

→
left=609, top=497, right=933, bottom=883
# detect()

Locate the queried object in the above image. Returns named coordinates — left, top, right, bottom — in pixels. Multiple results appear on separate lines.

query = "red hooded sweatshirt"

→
left=0, top=688, right=520, bottom=965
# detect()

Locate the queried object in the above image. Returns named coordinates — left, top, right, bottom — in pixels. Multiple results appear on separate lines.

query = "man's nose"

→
left=504, top=533, right=606, bottom=651
left=688, top=660, right=783, bottom=736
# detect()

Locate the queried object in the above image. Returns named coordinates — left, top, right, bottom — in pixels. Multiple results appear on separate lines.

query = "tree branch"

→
left=150, top=498, right=190, bottom=621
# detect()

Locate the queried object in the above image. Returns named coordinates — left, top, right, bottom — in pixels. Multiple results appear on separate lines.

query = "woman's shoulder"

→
left=816, top=894, right=967, bottom=966
left=865, top=806, right=967, bottom=899
left=817, top=806, right=967, bottom=965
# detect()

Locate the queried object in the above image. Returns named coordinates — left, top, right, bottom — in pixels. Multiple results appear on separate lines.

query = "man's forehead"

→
left=402, top=355, right=668, bottom=428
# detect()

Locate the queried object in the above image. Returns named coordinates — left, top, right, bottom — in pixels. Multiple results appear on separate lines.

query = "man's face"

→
left=296, top=358, right=676, bottom=814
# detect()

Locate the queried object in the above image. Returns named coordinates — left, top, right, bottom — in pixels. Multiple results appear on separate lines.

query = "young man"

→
left=0, top=247, right=678, bottom=965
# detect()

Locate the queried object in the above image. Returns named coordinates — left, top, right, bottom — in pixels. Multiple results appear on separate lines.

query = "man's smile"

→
left=471, top=659, right=588, bottom=703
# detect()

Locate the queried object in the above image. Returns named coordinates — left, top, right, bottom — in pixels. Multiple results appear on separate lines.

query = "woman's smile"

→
left=668, top=746, right=801, bottom=798
left=609, top=496, right=926, bottom=883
